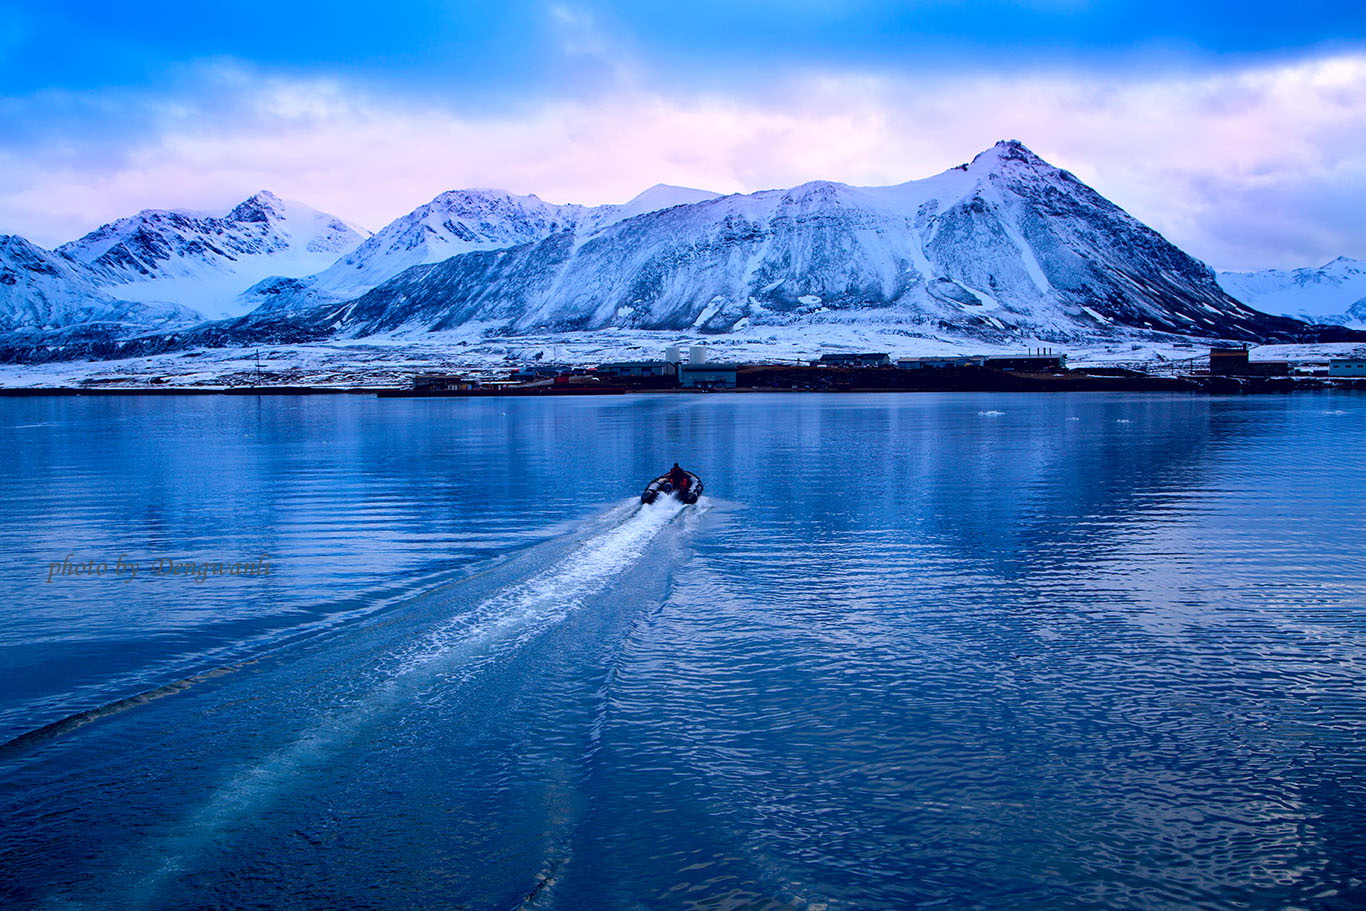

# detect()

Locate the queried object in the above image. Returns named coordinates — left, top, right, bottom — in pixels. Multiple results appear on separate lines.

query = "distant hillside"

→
left=1219, top=257, right=1366, bottom=327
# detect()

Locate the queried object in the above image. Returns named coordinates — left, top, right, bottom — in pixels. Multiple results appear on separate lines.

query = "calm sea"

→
left=1, top=392, right=1364, bottom=910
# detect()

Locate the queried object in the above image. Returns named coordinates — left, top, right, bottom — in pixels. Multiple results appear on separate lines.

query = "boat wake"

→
left=124, top=495, right=699, bottom=907
left=393, top=496, right=688, bottom=676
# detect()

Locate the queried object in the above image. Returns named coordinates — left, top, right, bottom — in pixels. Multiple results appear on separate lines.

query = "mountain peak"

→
left=432, top=188, right=538, bottom=204
left=630, top=183, right=715, bottom=200
left=0, top=233, right=36, bottom=252
left=421, top=188, right=563, bottom=219
left=0, top=234, right=63, bottom=269
left=227, top=191, right=287, bottom=224
left=969, top=140, right=1054, bottom=173
left=619, top=184, right=721, bottom=216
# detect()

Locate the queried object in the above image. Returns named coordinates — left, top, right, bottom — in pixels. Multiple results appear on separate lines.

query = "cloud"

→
left=549, top=4, right=610, bottom=58
left=0, top=54, right=1363, bottom=270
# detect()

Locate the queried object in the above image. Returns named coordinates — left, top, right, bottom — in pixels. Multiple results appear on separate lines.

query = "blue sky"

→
left=2, top=1, right=1364, bottom=268
left=6, top=1, right=1364, bottom=92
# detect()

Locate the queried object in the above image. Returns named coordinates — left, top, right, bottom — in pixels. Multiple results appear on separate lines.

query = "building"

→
left=896, top=356, right=985, bottom=369
left=1329, top=357, right=1366, bottom=377
left=595, top=360, right=677, bottom=379
left=412, top=373, right=477, bottom=391
left=510, top=365, right=570, bottom=381
left=983, top=351, right=1067, bottom=372
left=1209, top=347, right=1290, bottom=377
left=1209, top=347, right=1251, bottom=375
left=679, top=364, right=737, bottom=389
left=815, top=352, right=892, bottom=368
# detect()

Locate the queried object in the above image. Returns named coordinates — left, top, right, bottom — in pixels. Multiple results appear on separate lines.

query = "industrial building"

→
left=983, top=351, right=1067, bottom=371
left=896, top=356, right=983, bottom=369
left=1329, top=358, right=1366, bottom=377
left=815, top=353, right=892, bottom=367
left=1208, top=347, right=1290, bottom=377
left=595, top=361, right=677, bottom=379
left=679, top=364, right=737, bottom=389
left=893, top=351, right=1065, bottom=371
left=412, top=374, right=478, bottom=392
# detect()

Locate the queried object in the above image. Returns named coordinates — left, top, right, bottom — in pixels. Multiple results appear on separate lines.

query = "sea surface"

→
left=1, top=392, right=1364, bottom=910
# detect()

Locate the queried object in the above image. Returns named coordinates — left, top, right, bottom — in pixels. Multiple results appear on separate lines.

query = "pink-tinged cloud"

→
left=1, top=55, right=1363, bottom=270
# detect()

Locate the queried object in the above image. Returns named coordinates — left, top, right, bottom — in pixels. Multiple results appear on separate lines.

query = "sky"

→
left=1, top=1, right=1364, bottom=271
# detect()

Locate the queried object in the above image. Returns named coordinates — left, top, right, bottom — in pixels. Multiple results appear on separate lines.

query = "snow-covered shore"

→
left=1, top=327, right=1361, bottom=390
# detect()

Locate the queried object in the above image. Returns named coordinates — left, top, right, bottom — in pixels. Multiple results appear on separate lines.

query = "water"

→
left=1, top=392, right=1364, bottom=910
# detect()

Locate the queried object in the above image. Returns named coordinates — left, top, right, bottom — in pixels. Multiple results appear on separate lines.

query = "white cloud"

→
left=1, top=55, right=1363, bottom=270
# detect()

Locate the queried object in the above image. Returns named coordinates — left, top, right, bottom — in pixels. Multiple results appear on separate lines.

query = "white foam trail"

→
left=395, top=497, right=686, bottom=677
left=122, top=497, right=691, bottom=908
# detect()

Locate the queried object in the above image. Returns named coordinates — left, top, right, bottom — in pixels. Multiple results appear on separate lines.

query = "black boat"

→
left=641, top=471, right=703, bottom=505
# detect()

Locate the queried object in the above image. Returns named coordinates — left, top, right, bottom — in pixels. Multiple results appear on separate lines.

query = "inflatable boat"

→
left=641, top=471, right=703, bottom=505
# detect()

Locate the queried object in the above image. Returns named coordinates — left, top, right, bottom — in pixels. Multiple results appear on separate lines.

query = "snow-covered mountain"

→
left=58, top=191, right=368, bottom=320
left=278, top=141, right=1313, bottom=344
left=242, top=184, right=722, bottom=314
left=1219, top=257, right=1366, bottom=327
left=590, top=184, right=723, bottom=229
left=4, top=142, right=1360, bottom=368
left=301, top=189, right=586, bottom=300
left=0, top=235, right=196, bottom=332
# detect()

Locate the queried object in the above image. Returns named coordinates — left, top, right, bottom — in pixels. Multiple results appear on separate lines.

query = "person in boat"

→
left=666, top=462, right=691, bottom=492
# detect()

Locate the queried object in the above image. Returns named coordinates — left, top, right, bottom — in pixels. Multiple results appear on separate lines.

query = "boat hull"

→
left=641, top=473, right=702, bottom=505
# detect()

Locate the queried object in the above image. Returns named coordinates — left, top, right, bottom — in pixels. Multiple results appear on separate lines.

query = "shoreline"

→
left=2, top=374, right=1363, bottom=397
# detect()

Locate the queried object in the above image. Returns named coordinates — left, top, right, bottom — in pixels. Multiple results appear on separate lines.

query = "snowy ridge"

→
left=292, top=141, right=1307, bottom=345
left=305, top=189, right=583, bottom=297
left=58, top=191, right=368, bottom=320
left=0, top=235, right=197, bottom=332
left=1219, top=257, right=1366, bottom=327
left=582, top=184, right=723, bottom=232
left=244, top=185, right=724, bottom=315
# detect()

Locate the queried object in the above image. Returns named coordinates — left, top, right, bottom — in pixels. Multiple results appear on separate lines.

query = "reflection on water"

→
left=1, top=392, right=1364, bottom=910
